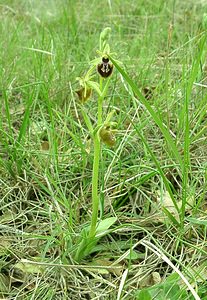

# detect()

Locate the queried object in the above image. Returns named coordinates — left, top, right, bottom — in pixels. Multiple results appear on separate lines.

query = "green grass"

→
left=1, top=0, right=207, bottom=299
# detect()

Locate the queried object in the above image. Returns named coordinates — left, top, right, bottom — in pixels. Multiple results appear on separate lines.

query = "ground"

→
left=0, top=0, right=207, bottom=299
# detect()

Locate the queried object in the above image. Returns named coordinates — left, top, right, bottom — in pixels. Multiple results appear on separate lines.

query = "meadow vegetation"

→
left=0, top=0, right=207, bottom=299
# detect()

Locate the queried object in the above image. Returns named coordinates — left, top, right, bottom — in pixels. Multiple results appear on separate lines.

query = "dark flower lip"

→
left=97, top=57, right=113, bottom=78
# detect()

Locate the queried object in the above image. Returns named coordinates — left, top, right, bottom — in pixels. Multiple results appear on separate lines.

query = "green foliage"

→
left=136, top=272, right=207, bottom=300
left=136, top=274, right=188, bottom=300
left=1, top=0, right=207, bottom=299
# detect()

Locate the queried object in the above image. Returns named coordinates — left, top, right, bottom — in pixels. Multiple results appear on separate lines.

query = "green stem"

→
left=89, top=77, right=103, bottom=238
left=89, top=134, right=101, bottom=237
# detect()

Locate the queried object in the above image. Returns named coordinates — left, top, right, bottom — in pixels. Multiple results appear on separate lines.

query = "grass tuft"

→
left=1, top=0, right=207, bottom=299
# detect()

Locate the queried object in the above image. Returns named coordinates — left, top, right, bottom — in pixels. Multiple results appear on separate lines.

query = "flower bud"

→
left=76, top=87, right=92, bottom=103
left=99, top=126, right=116, bottom=147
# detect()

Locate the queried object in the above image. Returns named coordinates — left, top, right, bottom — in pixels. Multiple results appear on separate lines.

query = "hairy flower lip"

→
left=97, top=57, right=113, bottom=78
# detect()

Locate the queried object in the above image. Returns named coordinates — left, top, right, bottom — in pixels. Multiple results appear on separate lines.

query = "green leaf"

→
left=136, top=289, right=152, bottom=300
left=17, top=92, right=34, bottom=143
left=125, top=250, right=140, bottom=260
left=74, top=233, right=98, bottom=262
left=15, top=259, right=43, bottom=274
left=162, top=207, right=180, bottom=226
left=96, top=217, right=117, bottom=236
left=187, top=217, right=207, bottom=226
left=80, top=106, right=94, bottom=136
left=109, top=55, right=183, bottom=169
left=132, top=127, right=180, bottom=225
left=105, top=110, right=116, bottom=124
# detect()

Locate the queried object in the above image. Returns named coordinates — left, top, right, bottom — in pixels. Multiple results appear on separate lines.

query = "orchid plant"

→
left=74, top=28, right=119, bottom=261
